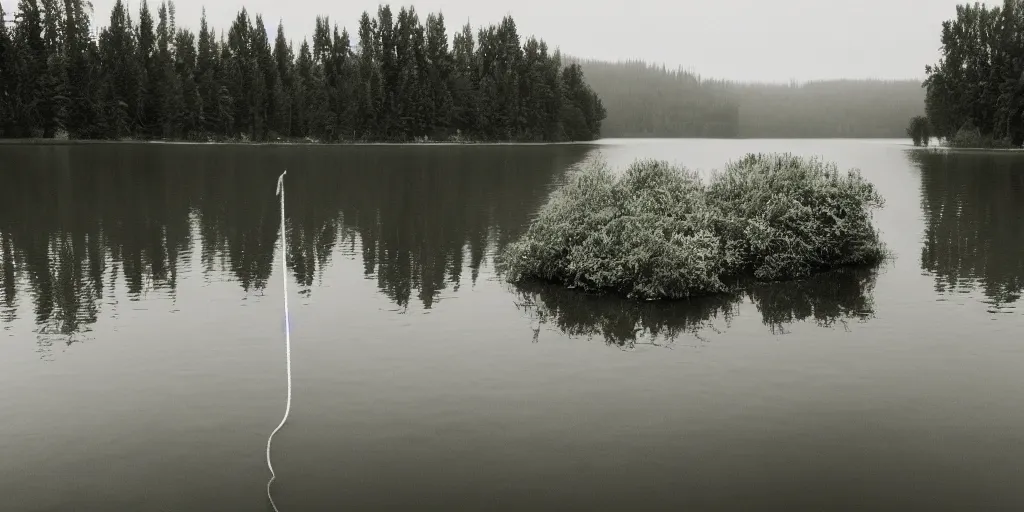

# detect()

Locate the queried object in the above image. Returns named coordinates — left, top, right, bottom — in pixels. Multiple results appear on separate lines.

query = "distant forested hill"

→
left=577, top=59, right=925, bottom=138
left=573, top=60, right=739, bottom=137
left=730, top=79, right=927, bottom=138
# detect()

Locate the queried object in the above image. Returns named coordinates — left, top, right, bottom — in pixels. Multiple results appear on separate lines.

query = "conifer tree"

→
left=424, top=13, right=452, bottom=138
left=356, top=11, right=379, bottom=138
left=98, top=0, right=138, bottom=137
left=175, top=28, right=201, bottom=138
left=196, top=10, right=217, bottom=134
left=0, top=2, right=15, bottom=136
left=136, top=0, right=157, bottom=135
left=273, top=22, right=293, bottom=136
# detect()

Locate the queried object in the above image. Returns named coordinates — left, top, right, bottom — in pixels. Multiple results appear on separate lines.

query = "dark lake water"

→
left=1, top=139, right=1023, bottom=511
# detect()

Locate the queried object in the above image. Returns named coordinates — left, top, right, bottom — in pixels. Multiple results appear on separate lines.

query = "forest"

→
left=922, top=1, right=1024, bottom=147
left=0, top=1, right=606, bottom=142
left=578, top=59, right=925, bottom=139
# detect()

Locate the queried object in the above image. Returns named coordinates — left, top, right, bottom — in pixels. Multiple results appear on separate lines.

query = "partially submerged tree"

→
left=907, top=115, right=931, bottom=146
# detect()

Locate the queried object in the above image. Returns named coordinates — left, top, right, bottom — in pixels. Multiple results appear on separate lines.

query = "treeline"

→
left=922, top=1, right=1024, bottom=146
left=578, top=59, right=925, bottom=138
left=0, top=1, right=605, bottom=142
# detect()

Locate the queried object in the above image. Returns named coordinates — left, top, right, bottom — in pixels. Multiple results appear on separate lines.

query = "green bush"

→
left=946, top=124, right=1015, bottom=149
left=500, top=154, right=886, bottom=300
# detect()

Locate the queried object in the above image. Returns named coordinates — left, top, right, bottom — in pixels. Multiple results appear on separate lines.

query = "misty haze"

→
left=1, top=1, right=1023, bottom=511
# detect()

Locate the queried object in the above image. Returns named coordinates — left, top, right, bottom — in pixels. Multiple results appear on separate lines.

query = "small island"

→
left=500, top=154, right=887, bottom=300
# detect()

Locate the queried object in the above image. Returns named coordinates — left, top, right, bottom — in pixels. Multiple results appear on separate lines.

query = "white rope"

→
left=267, top=170, right=291, bottom=512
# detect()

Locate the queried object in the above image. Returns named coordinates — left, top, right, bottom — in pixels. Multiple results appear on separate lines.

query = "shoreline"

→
left=0, top=138, right=601, bottom=147
left=909, top=144, right=1024, bottom=153
left=0, top=136, right=915, bottom=147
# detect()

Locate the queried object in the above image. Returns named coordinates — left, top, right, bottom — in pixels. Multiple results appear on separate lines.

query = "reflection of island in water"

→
left=514, top=267, right=878, bottom=347
left=908, top=150, right=1024, bottom=310
left=0, top=144, right=589, bottom=344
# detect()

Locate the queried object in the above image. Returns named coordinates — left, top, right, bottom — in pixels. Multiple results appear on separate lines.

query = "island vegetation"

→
left=0, top=0, right=605, bottom=142
left=500, top=154, right=886, bottom=300
left=915, top=1, right=1024, bottom=149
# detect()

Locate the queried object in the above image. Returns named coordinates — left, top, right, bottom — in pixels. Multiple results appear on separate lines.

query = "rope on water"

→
left=266, top=170, right=292, bottom=512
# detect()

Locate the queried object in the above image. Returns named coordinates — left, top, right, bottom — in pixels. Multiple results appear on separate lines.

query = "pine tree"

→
left=424, top=13, right=452, bottom=138
left=293, top=39, right=312, bottom=137
left=252, top=15, right=274, bottom=140
left=376, top=5, right=396, bottom=139
left=356, top=11, right=380, bottom=139
left=226, top=8, right=253, bottom=138
left=63, top=0, right=101, bottom=137
left=13, top=0, right=46, bottom=136
left=215, top=36, right=234, bottom=135
left=39, top=0, right=64, bottom=136
left=175, top=28, right=201, bottom=138
left=273, top=22, right=293, bottom=136
left=409, top=11, right=430, bottom=137
left=98, top=0, right=139, bottom=138
left=332, top=25, right=355, bottom=139
left=495, top=16, right=522, bottom=138
left=540, top=43, right=563, bottom=140
left=311, top=16, right=334, bottom=139
left=474, top=26, right=498, bottom=139
left=0, top=2, right=14, bottom=136
left=450, top=23, right=476, bottom=137
left=196, top=9, right=217, bottom=135
left=136, top=0, right=157, bottom=135
left=155, top=1, right=182, bottom=137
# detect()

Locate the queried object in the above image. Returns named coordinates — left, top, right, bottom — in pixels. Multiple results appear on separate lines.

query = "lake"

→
left=1, top=139, right=1023, bottom=511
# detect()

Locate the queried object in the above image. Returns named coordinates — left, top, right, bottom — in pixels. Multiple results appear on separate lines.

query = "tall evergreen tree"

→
left=12, top=0, right=46, bottom=136
left=63, top=0, right=101, bottom=137
left=293, top=39, right=313, bottom=137
left=196, top=9, right=217, bottom=134
left=356, top=11, right=380, bottom=138
left=450, top=22, right=476, bottom=137
left=251, top=14, right=274, bottom=140
left=331, top=25, right=355, bottom=139
left=0, top=2, right=14, bottom=136
left=155, top=1, right=182, bottom=137
left=424, top=13, right=452, bottom=138
left=272, top=22, right=293, bottom=136
left=226, top=8, right=253, bottom=138
left=175, top=28, right=201, bottom=137
left=215, top=35, right=235, bottom=135
left=99, top=0, right=139, bottom=138
left=376, top=5, right=396, bottom=138
left=39, top=0, right=64, bottom=136
left=136, top=0, right=157, bottom=134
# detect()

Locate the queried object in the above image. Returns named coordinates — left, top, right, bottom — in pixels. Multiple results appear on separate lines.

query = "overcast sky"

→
left=2, top=0, right=994, bottom=82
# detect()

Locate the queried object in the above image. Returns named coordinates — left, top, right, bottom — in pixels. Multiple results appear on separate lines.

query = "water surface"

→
left=1, top=140, right=1023, bottom=511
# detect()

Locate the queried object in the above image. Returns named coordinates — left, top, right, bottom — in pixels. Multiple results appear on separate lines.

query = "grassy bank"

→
left=500, top=153, right=886, bottom=300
